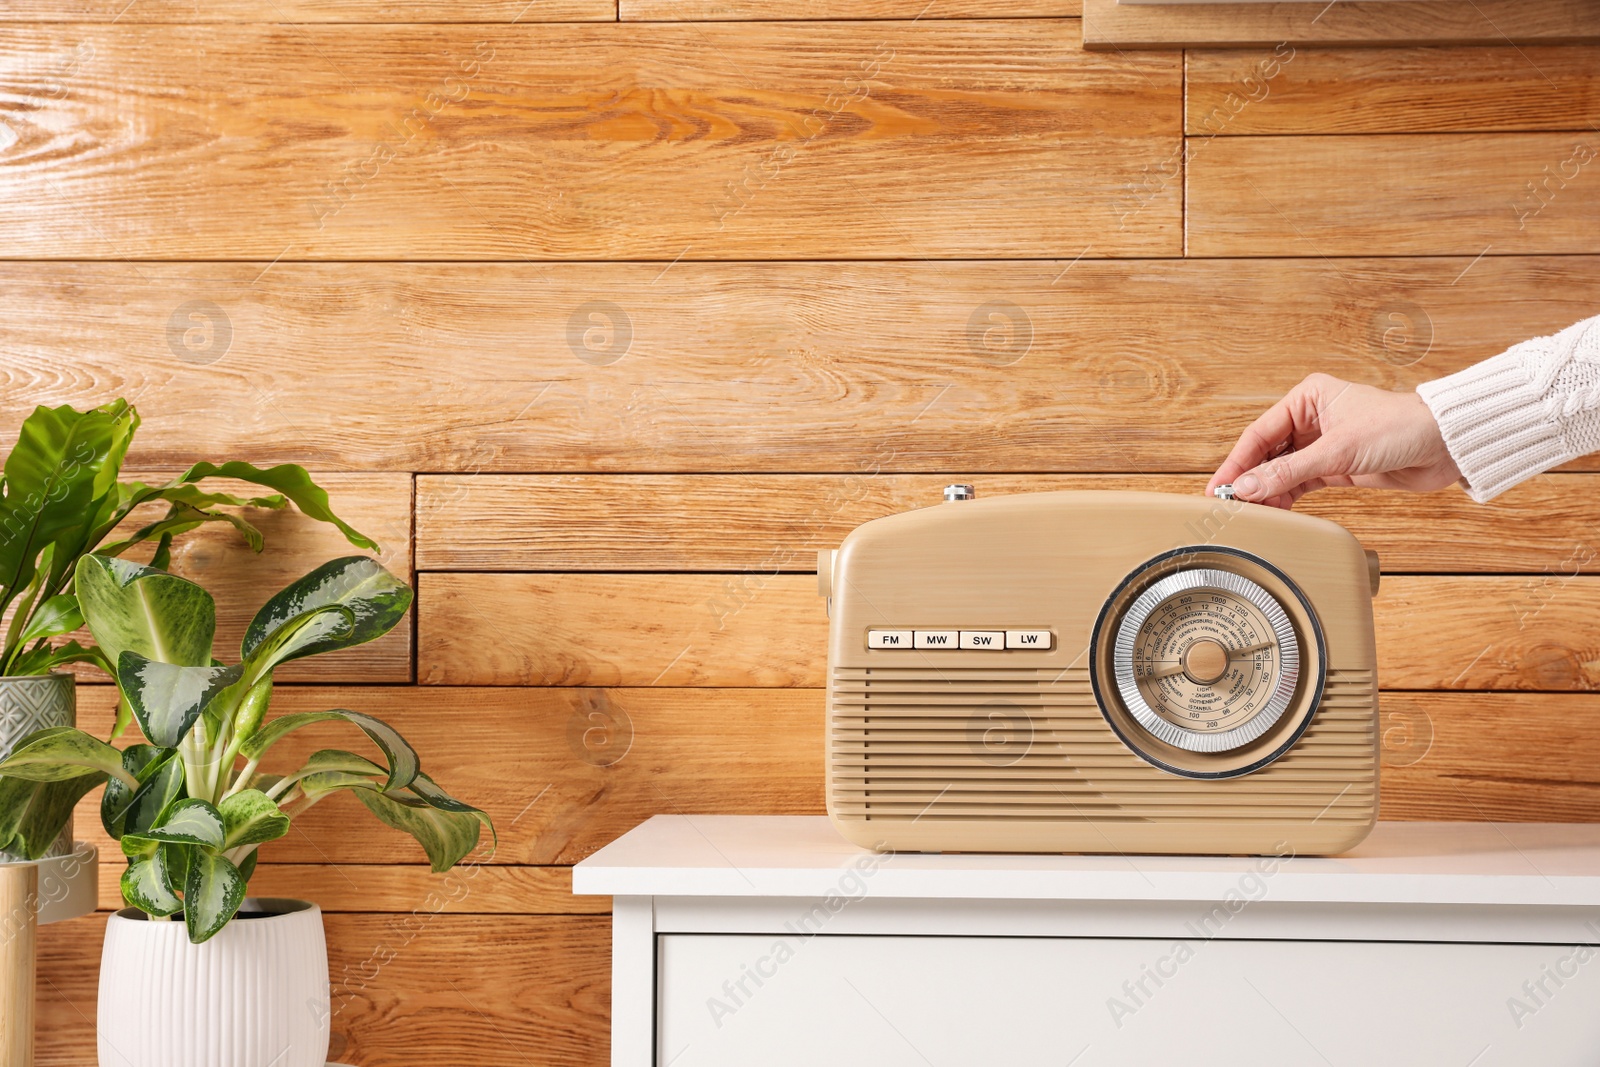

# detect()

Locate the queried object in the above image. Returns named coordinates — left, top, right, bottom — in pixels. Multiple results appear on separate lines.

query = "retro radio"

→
left=818, top=487, right=1381, bottom=857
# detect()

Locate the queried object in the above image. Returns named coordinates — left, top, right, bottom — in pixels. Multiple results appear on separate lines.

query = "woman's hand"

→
left=1207, top=374, right=1462, bottom=510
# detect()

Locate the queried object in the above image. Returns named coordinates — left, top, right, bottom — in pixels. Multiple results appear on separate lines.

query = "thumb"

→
left=1235, top=439, right=1346, bottom=503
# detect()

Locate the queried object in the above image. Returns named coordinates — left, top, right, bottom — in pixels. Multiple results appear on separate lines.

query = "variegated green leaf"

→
left=0, top=726, right=133, bottom=785
left=355, top=773, right=494, bottom=873
left=238, top=709, right=418, bottom=791
left=117, top=651, right=243, bottom=748
left=299, top=769, right=385, bottom=800
left=100, top=744, right=179, bottom=840
left=184, top=849, right=246, bottom=944
left=218, top=789, right=290, bottom=849
left=74, top=554, right=216, bottom=669
left=139, top=798, right=225, bottom=849
left=239, top=604, right=354, bottom=680
left=0, top=770, right=109, bottom=860
left=288, top=749, right=386, bottom=799
left=122, top=855, right=182, bottom=918
left=241, top=556, right=410, bottom=665
left=159, top=840, right=192, bottom=890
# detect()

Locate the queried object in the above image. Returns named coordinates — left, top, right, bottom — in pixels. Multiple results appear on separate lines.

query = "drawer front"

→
left=658, top=934, right=1600, bottom=1066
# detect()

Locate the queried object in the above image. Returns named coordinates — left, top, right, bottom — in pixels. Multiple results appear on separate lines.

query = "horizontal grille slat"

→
left=830, top=665, right=1377, bottom=826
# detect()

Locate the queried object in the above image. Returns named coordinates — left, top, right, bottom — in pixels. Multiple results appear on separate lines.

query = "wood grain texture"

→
left=417, top=572, right=1600, bottom=692
left=1188, top=134, right=1600, bottom=256
left=1379, top=693, right=1600, bottom=823
left=88, top=471, right=413, bottom=683
left=1377, top=577, right=1600, bottom=692
left=0, top=22, right=1178, bottom=260
left=1084, top=0, right=1600, bottom=48
left=621, top=0, right=1077, bottom=18
left=418, top=572, right=821, bottom=687
left=92, top=861, right=606, bottom=914
left=414, top=473, right=1600, bottom=573
left=13, top=259, right=1591, bottom=473
left=0, top=865, right=36, bottom=1067
left=70, top=685, right=824, bottom=867
left=1186, top=45, right=1600, bottom=135
left=0, top=0, right=615, bottom=19
left=37, top=912, right=610, bottom=1067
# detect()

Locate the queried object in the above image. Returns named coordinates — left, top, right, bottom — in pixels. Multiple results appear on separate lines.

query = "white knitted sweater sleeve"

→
left=1416, top=314, right=1600, bottom=503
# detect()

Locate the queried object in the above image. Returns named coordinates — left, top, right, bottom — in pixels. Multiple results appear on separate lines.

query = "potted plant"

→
left=0, top=553, right=491, bottom=1067
left=0, top=398, right=374, bottom=861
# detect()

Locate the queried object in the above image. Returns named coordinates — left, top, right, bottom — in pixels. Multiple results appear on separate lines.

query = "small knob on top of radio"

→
left=944, top=484, right=975, bottom=502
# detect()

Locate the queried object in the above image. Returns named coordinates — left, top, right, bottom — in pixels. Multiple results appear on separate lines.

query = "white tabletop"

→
left=572, top=816, right=1600, bottom=907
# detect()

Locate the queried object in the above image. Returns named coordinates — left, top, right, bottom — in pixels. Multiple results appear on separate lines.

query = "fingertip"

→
left=1234, top=472, right=1263, bottom=500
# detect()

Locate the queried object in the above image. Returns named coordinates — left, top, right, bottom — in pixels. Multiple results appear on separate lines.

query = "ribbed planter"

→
left=98, top=898, right=331, bottom=1067
left=0, top=672, right=75, bottom=861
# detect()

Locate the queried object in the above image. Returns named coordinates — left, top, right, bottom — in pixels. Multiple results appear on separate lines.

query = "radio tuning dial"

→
left=1091, top=546, right=1326, bottom=777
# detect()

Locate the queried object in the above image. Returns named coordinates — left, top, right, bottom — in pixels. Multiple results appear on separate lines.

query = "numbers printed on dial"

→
left=1131, top=586, right=1280, bottom=734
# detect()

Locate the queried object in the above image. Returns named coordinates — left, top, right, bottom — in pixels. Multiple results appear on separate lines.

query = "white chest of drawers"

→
left=574, top=816, right=1600, bottom=1067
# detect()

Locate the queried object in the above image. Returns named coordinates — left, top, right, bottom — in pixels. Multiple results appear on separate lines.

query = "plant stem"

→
left=179, top=733, right=207, bottom=801
left=224, top=757, right=260, bottom=799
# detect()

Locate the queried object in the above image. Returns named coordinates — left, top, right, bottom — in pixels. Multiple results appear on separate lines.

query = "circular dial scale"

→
left=1112, top=568, right=1301, bottom=755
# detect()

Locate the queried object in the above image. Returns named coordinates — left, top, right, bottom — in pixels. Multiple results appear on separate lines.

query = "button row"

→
left=866, top=630, right=1053, bottom=651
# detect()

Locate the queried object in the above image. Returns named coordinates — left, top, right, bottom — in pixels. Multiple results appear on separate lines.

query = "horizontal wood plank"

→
left=0, top=0, right=614, bottom=19
left=1186, top=44, right=1600, bottom=135
left=1084, top=0, right=1600, bottom=48
left=84, top=471, right=413, bottom=683
left=1379, top=693, right=1600, bottom=823
left=0, top=22, right=1178, bottom=259
left=12, top=259, right=1594, bottom=472
left=414, top=473, right=1600, bottom=573
left=418, top=572, right=820, bottom=687
left=92, top=861, right=605, bottom=914
left=65, top=686, right=1600, bottom=876
left=1376, top=577, right=1600, bottom=692
left=417, top=572, right=1600, bottom=692
left=37, top=912, right=610, bottom=1067
left=621, top=0, right=1077, bottom=17
left=71, top=685, right=824, bottom=867
left=1188, top=134, right=1600, bottom=256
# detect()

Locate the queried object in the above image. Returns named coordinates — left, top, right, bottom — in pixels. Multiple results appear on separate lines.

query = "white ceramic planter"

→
left=98, top=898, right=331, bottom=1067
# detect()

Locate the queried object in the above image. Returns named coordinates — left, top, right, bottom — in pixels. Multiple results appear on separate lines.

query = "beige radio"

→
left=818, top=488, right=1380, bottom=857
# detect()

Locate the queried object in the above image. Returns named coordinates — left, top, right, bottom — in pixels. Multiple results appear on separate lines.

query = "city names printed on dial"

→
left=1133, top=590, right=1280, bottom=733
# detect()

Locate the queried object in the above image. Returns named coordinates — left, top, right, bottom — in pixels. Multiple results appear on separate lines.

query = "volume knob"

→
left=944, top=484, right=976, bottom=502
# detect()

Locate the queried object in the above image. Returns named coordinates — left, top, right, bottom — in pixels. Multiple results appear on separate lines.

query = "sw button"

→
left=960, top=631, right=1005, bottom=650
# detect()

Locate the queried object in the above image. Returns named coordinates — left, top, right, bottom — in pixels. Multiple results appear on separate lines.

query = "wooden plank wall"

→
left=3, top=4, right=1597, bottom=1064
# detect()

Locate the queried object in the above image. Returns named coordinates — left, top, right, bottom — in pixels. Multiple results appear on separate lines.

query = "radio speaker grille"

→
left=828, top=667, right=1376, bottom=823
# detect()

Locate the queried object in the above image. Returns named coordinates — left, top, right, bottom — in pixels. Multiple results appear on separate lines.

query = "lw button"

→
left=913, top=630, right=958, bottom=649
left=960, top=631, right=1004, bottom=650
left=1006, top=630, right=1053, bottom=650
left=866, top=630, right=912, bottom=649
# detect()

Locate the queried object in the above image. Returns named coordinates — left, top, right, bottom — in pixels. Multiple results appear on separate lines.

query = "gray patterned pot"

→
left=0, top=672, right=76, bottom=861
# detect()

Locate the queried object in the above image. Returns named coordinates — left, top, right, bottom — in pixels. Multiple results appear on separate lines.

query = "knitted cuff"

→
left=1416, top=349, right=1572, bottom=503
